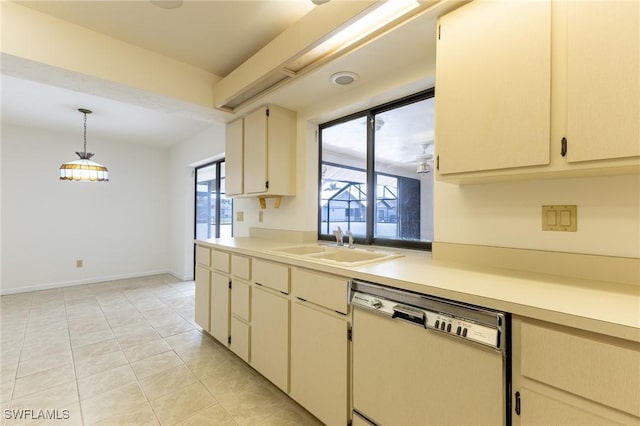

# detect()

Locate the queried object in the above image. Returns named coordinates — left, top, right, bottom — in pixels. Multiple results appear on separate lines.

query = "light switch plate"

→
left=542, top=205, right=577, bottom=232
left=236, top=211, right=244, bottom=222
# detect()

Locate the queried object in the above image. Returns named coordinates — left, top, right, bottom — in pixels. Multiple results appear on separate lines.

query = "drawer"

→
left=253, top=259, right=289, bottom=293
left=291, top=268, right=349, bottom=314
left=232, top=254, right=251, bottom=281
left=195, top=246, right=211, bottom=267
left=230, top=317, right=250, bottom=363
left=521, top=322, right=640, bottom=417
left=231, top=279, right=251, bottom=321
left=211, top=250, right=230, bottom=273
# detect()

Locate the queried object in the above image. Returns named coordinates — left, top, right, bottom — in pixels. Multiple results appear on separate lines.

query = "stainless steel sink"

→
left=270, top=244, right=403, bottom=266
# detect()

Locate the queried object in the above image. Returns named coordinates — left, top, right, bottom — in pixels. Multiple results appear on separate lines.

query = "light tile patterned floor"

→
left=0, top=275, right=323, bottom=425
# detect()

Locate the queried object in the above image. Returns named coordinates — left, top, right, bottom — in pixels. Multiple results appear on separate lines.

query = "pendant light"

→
left=59, top=108, right=109, bottom=182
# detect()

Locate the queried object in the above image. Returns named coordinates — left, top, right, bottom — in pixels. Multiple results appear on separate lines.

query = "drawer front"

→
left=230, top=317, right=250, bottom=363
left=521, top=322, right=640, bottom=417
left=291, top=268, right=349, bottom=314
left=253, top=259, right=289, bottom=293
left=231, top=254, right=251, bottom=281
left=211, top=250, right=230, bottom=273
left=195, top=246, right=211, bottom=267
left=231, top=279, right=251, bottom=321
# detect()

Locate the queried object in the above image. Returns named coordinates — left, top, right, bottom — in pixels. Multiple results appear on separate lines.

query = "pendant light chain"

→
left=83, top=110, right=88, bottom=155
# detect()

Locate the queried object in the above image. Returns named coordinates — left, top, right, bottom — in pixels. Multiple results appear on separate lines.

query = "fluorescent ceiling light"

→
left=287, top=0, right=420, bottom=72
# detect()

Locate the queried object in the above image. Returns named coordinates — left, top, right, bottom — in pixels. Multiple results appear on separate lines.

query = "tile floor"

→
left=0, top=274, right=323, bottom=425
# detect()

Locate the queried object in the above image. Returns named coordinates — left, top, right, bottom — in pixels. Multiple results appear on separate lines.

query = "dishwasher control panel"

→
left=351, top=291, right=500, bottom=349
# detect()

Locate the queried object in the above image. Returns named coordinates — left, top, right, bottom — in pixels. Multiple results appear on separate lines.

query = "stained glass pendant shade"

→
left=59, top=108, right=109, bottom=182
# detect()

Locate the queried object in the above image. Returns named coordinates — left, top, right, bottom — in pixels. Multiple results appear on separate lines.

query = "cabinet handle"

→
left=561, top=137, right=568, bottom=157
left=515, top=391, right=521, bottom=416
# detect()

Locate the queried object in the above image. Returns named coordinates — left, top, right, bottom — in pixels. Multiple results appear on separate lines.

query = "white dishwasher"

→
left=350, top=280, right=510, bottom=426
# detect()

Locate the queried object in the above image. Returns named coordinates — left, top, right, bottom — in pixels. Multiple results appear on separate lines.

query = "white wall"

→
left=1, top=124, right=171, bottom=293
left=435, top=175, right=640, bottom=258
left=168, top=124, right=225, bottom=280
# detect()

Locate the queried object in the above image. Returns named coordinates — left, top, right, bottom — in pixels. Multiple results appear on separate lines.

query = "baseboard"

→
left=169, top=270, right=193, bottom=282
left=432, top=242, right=640, bottom=286
left=0, top=269, right=174, bottom=295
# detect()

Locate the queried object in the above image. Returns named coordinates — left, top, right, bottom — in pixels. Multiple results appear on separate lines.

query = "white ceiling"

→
left=1, top=0, right=445, bottom=148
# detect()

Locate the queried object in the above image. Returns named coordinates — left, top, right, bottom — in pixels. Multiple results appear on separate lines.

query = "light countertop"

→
left=196, top=237, right=640, bottom=342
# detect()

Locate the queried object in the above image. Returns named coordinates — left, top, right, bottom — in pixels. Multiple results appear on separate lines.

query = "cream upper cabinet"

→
left=435, top=0, right=552, bottom=175
left=511, top=317, right=640, bottom=425
left=566, top=0, right=640, bottom=163
left=225, top=104, right=296, bottom=199
left=225, top=117, right=243, bottom=196
left=436, top=0, right=639, bottom=183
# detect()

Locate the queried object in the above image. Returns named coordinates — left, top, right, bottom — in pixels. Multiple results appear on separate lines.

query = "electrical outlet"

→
left=76, top=259, right=84, bottom=268
left=236, top=211, right=244, bottom=222
left=259, top=211, right=264, bottom=222
left=542, top=205, right=577, bottom=232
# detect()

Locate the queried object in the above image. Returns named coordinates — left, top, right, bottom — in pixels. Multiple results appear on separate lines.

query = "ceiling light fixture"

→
left=416, top=142, right=433, bottom=175
left=59, top=109, right=109, bottom=182
left=331, top=71, right=359, bottom=86
left=150, top=0, right=183, bottom=10
left=288, top=0, right=420, bottom=73
left=311, top=0, right=331, bottom=5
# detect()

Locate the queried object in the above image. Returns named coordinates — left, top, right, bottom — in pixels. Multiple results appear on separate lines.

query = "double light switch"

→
left=542, top=205, right=577, bottom=232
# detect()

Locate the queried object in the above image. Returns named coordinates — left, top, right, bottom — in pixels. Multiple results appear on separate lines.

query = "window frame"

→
left=193, top=159, right=233, bottom=274
left=318, top=89, right=434, bottom=251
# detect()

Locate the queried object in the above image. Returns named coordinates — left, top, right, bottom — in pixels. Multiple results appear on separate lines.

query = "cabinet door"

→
left=225, top=118, right=244, bottom=195
left=194, top=266, right=210, bottom=332
left=290, top=301, right=348, bottom=426
left=243, top=106, right=268, bottom=194
left=230, top=317, right=250, bottom=363
left=436, top=0, right=551, bottom=174
left=251, top=285, right=289, bottom=392
left=566, top=1, right=640, bottom=162
left=231, top=279, right=251, bottom=322
left=210, top=271, right=230, bottom=345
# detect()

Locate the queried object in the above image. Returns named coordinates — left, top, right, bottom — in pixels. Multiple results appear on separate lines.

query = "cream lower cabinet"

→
left=290, top=268, right=350, bottom=426
left=512, top=317, right=640, bottom=425
left=194, top=265, right=211, bottom=332
left=250, top=285, right=290, bottom=392
left=229, top=278, right=251, bottom=362
left=291, top=301, right=348, bottom=426
left=194, top=245, right=213, bottom=332
left=210, top=271, right=230, bottom=345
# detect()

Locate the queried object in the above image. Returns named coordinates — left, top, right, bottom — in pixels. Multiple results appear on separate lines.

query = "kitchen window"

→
left=319, top=90, right=434, bottom=250
left=195, top=160, right=233, bottom=240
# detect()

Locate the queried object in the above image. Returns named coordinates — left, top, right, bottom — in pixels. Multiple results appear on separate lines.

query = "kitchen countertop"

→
left=196, top=237, right=640, bottom=342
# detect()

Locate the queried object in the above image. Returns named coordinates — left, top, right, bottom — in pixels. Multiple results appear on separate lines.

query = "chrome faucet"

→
left=345, top=230, right=354, bottom=248
left=334, top=226, right=344, bottom=246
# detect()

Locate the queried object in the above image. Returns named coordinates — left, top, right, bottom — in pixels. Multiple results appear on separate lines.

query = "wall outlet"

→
left=542, top=205, right=577, bottom=232
left=236, top=211, right=244, bottom=222
left=76, top=259, right=84, bottom=268
left=259, top=211, right=264, bottom=222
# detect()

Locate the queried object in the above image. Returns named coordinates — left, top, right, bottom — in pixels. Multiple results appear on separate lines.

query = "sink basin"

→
left=274, top=245, right=327, bottom=255
left=309, top=250, right=388, bottom=263
left=270, top=244, right=403, bottom=266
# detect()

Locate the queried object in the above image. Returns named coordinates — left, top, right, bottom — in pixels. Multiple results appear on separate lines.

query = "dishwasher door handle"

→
left=391, top=304, right=427, bottom=327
